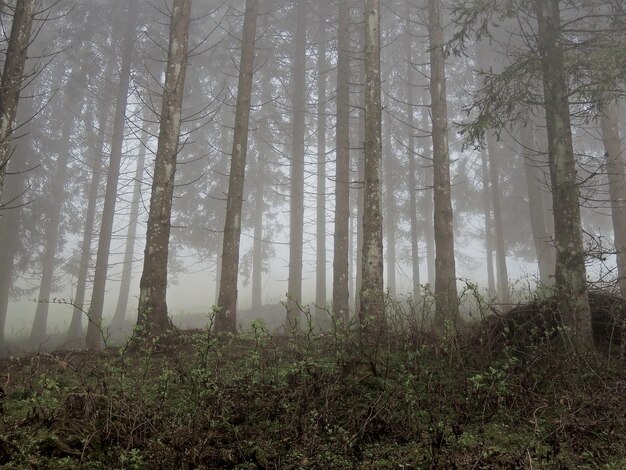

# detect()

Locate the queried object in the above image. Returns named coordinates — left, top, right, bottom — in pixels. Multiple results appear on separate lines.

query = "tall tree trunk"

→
left=405, top=13, right=420, bottom=303
left=137, top=0, right=192, bottom=337
left=486, top=133, right=510, bottom=303
left=333, top=0, right=350, bottom=325
left=521, top=120, right=555, bottom=285
left=422, top=108, right=436, bottom=287
left=215, top=0, right=258, bottom=333
left=64, top=99, right=109, bottom=348
left=286, top=0, right=307, bottom=330
left=359, top=0, right=384, bottom=330
left=251, top=153, right=264, bottom=311
left=0, top=0, right=35, bottom=199
left=31, top=64, right=86, bottom=346
left=428, top=0, right=458, bottom=326
left=383, top=78, right=396, bottom=296
left=110, top=119, right=149, bottom=334
left=316, top=17, right=328, bottom=326
left=85, top=0, right=139, bottom=349
left=600, top=100, right=626, bottom=298
left=535, top=0, right=593, bottom=347
left=480, top=147, right=496, bottom=296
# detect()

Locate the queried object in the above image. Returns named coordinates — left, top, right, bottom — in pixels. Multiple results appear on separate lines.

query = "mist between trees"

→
left=0, top=0, right=624, bottom=351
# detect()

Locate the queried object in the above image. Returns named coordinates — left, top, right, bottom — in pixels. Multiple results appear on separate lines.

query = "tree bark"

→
left=405, top=12, right=420, bottom=303
left=358, top=0, right=384, bottom=330
left=535, top=0, right=593, bottom=347
left=85, top=0, right=139, bottom=349
left=215, top=0, right=258, bottom=333
left=286, top=0, right=307, bottom=330
left=383, top=75, right=396, bottom=296
left=251, top=153, right=264, bottom=311
left=316, top=17, right=328, bottom=326
left=480, top=147, right=496, bottom=296
left=333, top=0, right=350, bottom=325
left=428, top=0, right=458, bottom=327
left=137, top=0, right=192, bottom=337
left=422, top=108, right=436, bottom=287
left=0, top=0, right=35, bottom=199
left=600, top=100, right=626, bottom=298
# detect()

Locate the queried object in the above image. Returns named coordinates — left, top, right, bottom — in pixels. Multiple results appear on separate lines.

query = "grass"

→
left=0, top=311, right=624, bottom=469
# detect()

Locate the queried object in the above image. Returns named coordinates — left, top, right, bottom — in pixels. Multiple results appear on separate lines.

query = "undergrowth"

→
left=0, top=306, right=625, bottom=469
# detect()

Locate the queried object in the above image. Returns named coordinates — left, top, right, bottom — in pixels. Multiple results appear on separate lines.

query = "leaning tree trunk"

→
left=333, top=0, right=351, bottom=325
left=64, top=98, right=109, bottom=348
left=535, top=0, right=593, bottom=347
left=31, top=63, right=86, bottom=346
left=0, top=0, right=35, bottom=199
left=215, top=0, right=258, bottom=333
left=315, top=16, right=328, bottom=326
left=358, top=0, right=384, bottom=331
left=286, top=0, right=307, bottom=330
left=600, top=100, right=626, bottom=298
left=136, top=0, right=192, bottom=337
left=85, top=0, right=139, bottom=349
left=428, top=0, right=458, bottom=327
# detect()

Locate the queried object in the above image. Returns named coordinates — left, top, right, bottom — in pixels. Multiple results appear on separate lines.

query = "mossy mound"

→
left=482, top=291, right=624, bottom=353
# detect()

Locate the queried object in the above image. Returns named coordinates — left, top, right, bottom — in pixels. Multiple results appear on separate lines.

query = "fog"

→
left=0, top=0, right=624, bottom=350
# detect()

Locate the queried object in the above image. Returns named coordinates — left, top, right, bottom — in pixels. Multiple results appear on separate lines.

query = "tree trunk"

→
left=358, top=0, right=384, bottom=331
left=600, top=100, right=626, bottom=298
left=333, top=0, right=350, bottom=325
left=486, top=133, right=510, bottom=303
left=316, top=17, right=328, bottom=326
left=405, top=13, right=420, bottom=303
left=31, top=64, right=87, bottom=346
left=0, top=0, right=35, bottom=199
left=535, top=0, right=593, bottom=347
left=521, top=120, right=555, bottom=285
left=85, top=0, right=139, bottom=349
left=110, top=118, right=149, bottom=335
left=137, top=0, right=192, bottom=337
left=428, top=0, right=458, bottom=327
left=383, top=77, right=396, bottom=296
left=215, top=0, right=258, bottom=333
left=286, top=0, right=307, bottom=330
left=421, top=108, right=436, bottom=287
left=480, top=147, right=496, bottom=296
left=251, top=154, right=264, bottom=312
left=64, top=99, right=109, bottom=348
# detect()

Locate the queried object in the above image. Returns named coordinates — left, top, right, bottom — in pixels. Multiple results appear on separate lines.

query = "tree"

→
left=358, top=0, right=384, bottom=330
left=0, top=0, right=36, bottom=200
left=214, top=0, right=258, bottom=333
left=535, top=0, right=592, bottom=346
left=30, top=57, right=89, bottom=345
left=315, top=11, right=328, bottom=326
left=85, top=0, right=139, bottom=349
left=429, top=0, right=458, bottom=326
left=600, top=100, right=626, bottom=298
left=333, top=0, right=350, bottom=325
left=286, top=0, right=307, bottom=329
left=137, top=0, right=193, bottom=337
left=111, top=115, right=150, bottom=335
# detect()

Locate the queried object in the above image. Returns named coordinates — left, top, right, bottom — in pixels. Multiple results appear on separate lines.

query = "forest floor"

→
left=0, top=309, right=625, bottom=469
